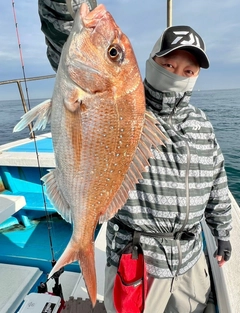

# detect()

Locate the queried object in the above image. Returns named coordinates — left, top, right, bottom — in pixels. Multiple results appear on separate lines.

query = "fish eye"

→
left=107, top=44, right=124, bottom=63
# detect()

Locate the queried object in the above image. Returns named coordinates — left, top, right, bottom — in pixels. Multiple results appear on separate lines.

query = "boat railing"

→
left=0, top=74, right=55, bottom=136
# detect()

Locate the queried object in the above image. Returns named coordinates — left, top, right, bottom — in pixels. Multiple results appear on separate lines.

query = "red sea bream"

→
left=14, top=3, right=166, bottom=306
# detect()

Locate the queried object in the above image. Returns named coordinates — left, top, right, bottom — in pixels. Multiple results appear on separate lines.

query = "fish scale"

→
left=14, top=3, right=167, bottom=307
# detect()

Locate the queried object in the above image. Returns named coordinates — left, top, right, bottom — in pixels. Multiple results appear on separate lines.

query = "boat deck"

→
left=0, top=263, right=42, bottom=313
left=62, top=298, right=106, bottom=313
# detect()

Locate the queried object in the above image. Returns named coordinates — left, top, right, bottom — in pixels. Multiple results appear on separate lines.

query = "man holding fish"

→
left=104, top=23, right=233, bottom=312
left=35, top=1, right=233, bottom=312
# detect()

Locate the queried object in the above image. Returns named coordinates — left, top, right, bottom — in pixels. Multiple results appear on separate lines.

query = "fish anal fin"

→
left=100, top=111, right=167, bottom=223
left=13, top=99, right=52, bottom=133
left=41, top=170, right=72, bottom=223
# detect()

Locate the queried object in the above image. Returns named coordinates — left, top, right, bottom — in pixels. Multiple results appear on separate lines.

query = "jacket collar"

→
left=144, top=79, right=192, bottom=115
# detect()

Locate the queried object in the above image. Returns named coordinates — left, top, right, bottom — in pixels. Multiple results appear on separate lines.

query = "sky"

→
left=0, top=0, right=240, bottom=100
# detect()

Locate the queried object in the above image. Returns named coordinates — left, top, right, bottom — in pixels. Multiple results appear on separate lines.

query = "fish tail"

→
left=78, top=242, right=97, bottom=307
left=48, top=240, right=76, bottom=278
left=48, top=238, right=97, bottom=307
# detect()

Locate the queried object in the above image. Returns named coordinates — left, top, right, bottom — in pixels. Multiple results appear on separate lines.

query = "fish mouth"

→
left=80, top=3, right=108, bottom=28
left=73, top=3, right=107, bottom=32
left=66, top=4, right=109, bottom=93
left=70, top=3, right=108, bottom=74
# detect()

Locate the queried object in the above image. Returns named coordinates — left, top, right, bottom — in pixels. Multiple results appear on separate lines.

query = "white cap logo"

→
left=171, top=31, right=201, bottom=48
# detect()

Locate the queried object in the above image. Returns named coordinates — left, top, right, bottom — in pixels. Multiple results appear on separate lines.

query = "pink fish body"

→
left=14, top=3, right=166, bottom=306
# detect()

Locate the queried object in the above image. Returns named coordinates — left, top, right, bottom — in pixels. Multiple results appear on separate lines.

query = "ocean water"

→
left=191, top=89, right=240, bottom=206
left=0, top=89, right=239, bottom=205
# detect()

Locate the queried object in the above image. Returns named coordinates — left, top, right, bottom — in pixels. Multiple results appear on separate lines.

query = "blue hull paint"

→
left=0, top=165, right=56, bottom=225
left=0, top=135, right=87, bottom=275
left=0, top=214, right=79, bottom=274
left=7, top=137, right=53, bottom=153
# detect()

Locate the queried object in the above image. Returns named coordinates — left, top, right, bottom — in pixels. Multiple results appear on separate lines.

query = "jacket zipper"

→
left=167, top=93, right=191, bottom=278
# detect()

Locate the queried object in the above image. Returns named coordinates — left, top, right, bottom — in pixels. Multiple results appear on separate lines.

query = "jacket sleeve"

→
left=204, top=138, right=232, bottom=240
left=38, top=0, right=97, bottom=72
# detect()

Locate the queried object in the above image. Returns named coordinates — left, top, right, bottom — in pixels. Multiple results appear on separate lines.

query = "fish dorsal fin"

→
left=13, top=99, right=52, bottom=133
left=41, top=170, right=72, bottom=223
left=99, top=111, right=167, bottom=223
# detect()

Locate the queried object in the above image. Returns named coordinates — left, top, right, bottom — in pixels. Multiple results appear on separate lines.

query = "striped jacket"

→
left=106, top=82, right=232, bottom=278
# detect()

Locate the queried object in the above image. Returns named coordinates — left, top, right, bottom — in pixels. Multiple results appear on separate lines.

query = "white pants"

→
left=104, top=253, right=211, bottom=313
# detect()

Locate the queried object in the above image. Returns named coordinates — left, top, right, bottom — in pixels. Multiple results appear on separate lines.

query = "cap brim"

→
left=155, top=45, right=210, bottom=69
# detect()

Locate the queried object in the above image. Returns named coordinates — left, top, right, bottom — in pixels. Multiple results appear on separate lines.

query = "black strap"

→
left=111, top=217, right=196, bottom=241
left=132, top=231, right=141, bottom=259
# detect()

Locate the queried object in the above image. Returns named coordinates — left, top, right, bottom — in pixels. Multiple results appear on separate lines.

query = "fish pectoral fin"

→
left=13, top=99, right=52, bottom=133
left=42, top=170, right=72, bottom=223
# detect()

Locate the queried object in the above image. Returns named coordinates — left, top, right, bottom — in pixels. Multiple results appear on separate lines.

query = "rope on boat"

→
left=11, top=0, right=56, bottom=264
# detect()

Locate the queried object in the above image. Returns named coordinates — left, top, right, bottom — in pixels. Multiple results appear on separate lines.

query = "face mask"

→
left=145, top=56, right=198, bottom=92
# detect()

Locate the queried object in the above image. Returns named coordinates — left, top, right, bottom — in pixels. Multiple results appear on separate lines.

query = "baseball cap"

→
left=150, top=25, right=210, bottom=68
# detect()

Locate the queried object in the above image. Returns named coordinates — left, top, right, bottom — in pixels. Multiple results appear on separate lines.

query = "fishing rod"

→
left=11, top=0, right=64, bottom=298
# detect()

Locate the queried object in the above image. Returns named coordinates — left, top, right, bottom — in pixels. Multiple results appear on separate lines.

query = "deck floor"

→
left=62, top=298, right=106, bottom=313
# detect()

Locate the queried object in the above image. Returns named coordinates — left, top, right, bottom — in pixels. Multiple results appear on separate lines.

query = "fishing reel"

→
left=38, top=261, right=64, bottom=300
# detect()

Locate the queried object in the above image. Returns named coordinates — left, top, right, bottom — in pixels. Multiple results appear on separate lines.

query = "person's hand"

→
left=214, top=239, right=232, bottom=267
